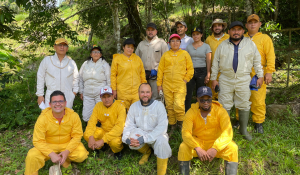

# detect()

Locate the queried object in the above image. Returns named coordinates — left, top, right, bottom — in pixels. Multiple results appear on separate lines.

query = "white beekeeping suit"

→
left=36, top=53, right=79, bottom=109
left=79, top=58, right=111, bottom=122
left=122, top=100, right=172, bottom=159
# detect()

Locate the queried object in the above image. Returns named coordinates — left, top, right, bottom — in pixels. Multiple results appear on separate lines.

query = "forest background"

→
left=0, top=0, right=300, bottom=174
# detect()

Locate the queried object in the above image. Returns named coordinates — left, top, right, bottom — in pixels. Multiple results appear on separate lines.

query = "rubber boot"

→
left=179, top=161, right=190, bottom=175
left=225, top=161, right=238, bottom=175
left=137, top=144, right=151, bottom=165
left=157, top=157, right=168, bottom=175
left=254, top=123, right=264, bottom=134
left=177, top=121, right=183, bottom=130
left=238, top=110, right=252, bottom=141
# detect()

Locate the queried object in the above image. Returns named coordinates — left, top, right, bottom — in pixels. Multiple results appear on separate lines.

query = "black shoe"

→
left=100, top=143, right=109, bottom=152
left=254, top=123, right=264, bottom=134
left=233, top=120, right=240, bottom=129
left=114, top=151, right=123, bottom=160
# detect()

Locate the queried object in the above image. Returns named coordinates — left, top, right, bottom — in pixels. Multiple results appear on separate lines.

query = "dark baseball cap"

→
left=191, top=27, right=203, bottom=34
left=123, top=38, right=135, bottom=47
left=146, top=22, right=157, bottom=30
left=90, top=45, right=102, bottom=53
left=175, top=21, right=187, bottom=28
left=197, top=86, right=212, bottom=98
left=228, top=21, right=244, bottom=30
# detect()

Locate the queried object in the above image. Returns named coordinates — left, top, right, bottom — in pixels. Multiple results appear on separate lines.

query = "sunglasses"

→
left=199, top=99, right=212, bottom=103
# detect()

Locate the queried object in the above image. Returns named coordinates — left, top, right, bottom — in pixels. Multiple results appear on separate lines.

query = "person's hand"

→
left=211, top=80, right=219, bottom=91
left=264, top=73, right=272, bottom=85
left=94, top=139, right=104, bottom=149
left=58, top=150, right=70, bottom=165
left=183, top=80, right=187, bottom=83
left=73, top=92, right=76, bottom=96
left=206, top=148, right=217, bottom=162
left=80, top=94, right=83, bottom=100
left=205, top=73, right=210, bottom=84
left=257, top=77, right=263, bottom=88
left=88, top=136, right=96, bottom=150
left=49, top=152, right=61, bottom=163
left=37, top=96, right=44, bottom=105
left=130, top=135, right=141, bottom=147
left=157, top=86, right=163, bottom=93
left=113, top=90, right=117, bottom=99
left=195, top=147, right=209, bottom=161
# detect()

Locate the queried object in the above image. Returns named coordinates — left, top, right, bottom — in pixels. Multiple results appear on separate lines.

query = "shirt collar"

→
left=229, top=35, right=244, bottom=46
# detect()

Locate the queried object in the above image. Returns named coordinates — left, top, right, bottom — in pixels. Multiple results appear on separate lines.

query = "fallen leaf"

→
left=15, top=169, right=20, bottom=174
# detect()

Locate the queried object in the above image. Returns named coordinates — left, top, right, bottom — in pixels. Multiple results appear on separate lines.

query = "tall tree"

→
left=107, top=0, right=121, bottom=53
left=245, top=0, right=252, bottom=16
left=274, top=0, right=279, bottom=21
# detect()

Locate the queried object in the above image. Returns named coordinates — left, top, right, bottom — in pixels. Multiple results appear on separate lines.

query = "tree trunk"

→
left=163, top=0, right=171, bottom=39
left=147, top=0, right=152, bottom=23
left=108, top=0, right=121, bottom=53
left=274, top=0, right=279, bottom=22
left=191, top=0, right=196, bottom=17
left=245, top=0, right=252, bottom=16
left=200, top=0, right=207, bottom=40
left=298, top=0, right=300, bottom=26
left=87, top=28, right=93, bottom=48
left=122, top=0, right=145, bottom=44
left=228, top=4, right=231, bottom=25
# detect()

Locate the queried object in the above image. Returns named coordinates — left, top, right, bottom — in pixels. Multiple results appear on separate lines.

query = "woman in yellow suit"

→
left=111, top=38, right=147, bottom=111
left=157, top=34, right=194, bottom=131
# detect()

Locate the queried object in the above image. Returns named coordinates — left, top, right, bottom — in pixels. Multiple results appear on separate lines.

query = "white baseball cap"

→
left=100, top=86, right=113, bottom=97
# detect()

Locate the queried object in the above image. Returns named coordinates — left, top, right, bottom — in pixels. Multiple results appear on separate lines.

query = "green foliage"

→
left=0, top=5, right=15, bottom=34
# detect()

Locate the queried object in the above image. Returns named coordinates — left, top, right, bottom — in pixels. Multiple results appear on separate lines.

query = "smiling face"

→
left=139, top=84, right=152, bottom=105
left=123, top=44, right=134, bottom=57
left=49, top=95, right=66, bottom=114
left=90, top=48, right=102, bottom=62
left=101, top=93, right=114, bottom=108
left=197, top=95, right=212, bottom=111
left=192, top=31, right=203, bottom=42
left=212, top=23, right=224, bottom=35
left=146, top=27, right=157, bottom=40
left=246, top=19, right=261, bottom=34
left=54, top=43, right=68, bottom=55
left=228, top=26, right=245, bottom=41
left=169, top=37, right=181, bottom=51
left=176, top=24, right=187, bottom=36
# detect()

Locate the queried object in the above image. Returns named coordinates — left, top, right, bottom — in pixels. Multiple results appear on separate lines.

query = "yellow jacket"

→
left=111, top=53, right=147, bottom=96
left=84, top=100, right=126, bottom=143
left=205, top=33, right=230, bottom=65
left=244, top=32, right=276, bottom=74
left=182, top=101, right=233, bottom=152
left=33, top=107, right=83, bottom=156
left=157, top=49, right=194, bottom=91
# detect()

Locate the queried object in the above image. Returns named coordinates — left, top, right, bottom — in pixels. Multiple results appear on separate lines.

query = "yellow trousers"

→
left=25, top=142, right=88, bottom=175
left=236, top=83, right=266, bottom=123
left=85, top=127, right=123, bottom=153
left=178, top=141, right=238, bottom=162
left=164, top=88, right=186, bottom=125
left=118, top=93, right=139, bottom=111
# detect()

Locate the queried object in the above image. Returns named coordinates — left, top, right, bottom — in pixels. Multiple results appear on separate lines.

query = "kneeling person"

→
left=25, top=91, right=88, bottom=175
left=84, top=86, right=126, bottom=160
left=122, top=83, right=172, bottom=175
left=178, top=87, right=238, bottom=175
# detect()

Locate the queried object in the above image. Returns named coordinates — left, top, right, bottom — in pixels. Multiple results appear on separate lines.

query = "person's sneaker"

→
left=254, top=123, right=264, bottom=134
left=233, top=120, right=240, bottom=129
left=114, top=151, right=123, bottom=160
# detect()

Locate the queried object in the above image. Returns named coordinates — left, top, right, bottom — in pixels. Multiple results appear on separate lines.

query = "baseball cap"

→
left=247, top=14, right=260, bottom=22
left=169, top=34, right=181, bottom=41
left=100, top=86, right=113, bottom=97
left=210, top=19, right=227, bottom=31
left=197, top=86, right=212, bottom=98
left=90, top=45, right=102, bottom=53
left=228, top=21, right=244, bottom=30
left=146, top=22, right=157, bottom=30
left=55, top=38, right=68, bottom=45
left=123, top=38, right=135, bottom=47
left=191, top=27, right=203, bottom=34
left=175, top=21, right=187, bottom=28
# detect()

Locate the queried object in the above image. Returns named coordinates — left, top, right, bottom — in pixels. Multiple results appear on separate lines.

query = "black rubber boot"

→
left=225, top=161, right=238, bottom=175
left=254, top=123, right=264, bottom=134
left=238, top=110, right=252, bottom=141
left=233, top=120, right=240, bottom=129
left=179, top=161, right=190, bottom=175
left=114, top=151, right=123, bottom=160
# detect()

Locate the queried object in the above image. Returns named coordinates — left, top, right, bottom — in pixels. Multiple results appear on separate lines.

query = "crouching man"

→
left=178, top=87, right=238, bottom=175
left=25, top=91, right=89, bottom=175
left=84, top=86, right=126, bottom=160
left=122, top=83, right=172, bottom=175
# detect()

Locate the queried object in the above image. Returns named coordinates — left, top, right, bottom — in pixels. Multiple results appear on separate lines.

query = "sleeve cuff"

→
left=212, top=145, right=220, bottom=152
left=102, top=136, right=108, bottom=143
left=125, top=138, right=131, bottom=145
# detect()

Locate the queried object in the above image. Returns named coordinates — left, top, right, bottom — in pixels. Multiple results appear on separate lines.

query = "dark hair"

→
left=86, top=47, right=106, bottom=61
left=138, top=83, right=152, bottom=92
left=50, top=90, right=66, bottom=102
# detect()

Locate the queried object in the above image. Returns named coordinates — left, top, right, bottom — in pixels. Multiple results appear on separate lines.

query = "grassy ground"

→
left=1, top=105, right=299, bottom=175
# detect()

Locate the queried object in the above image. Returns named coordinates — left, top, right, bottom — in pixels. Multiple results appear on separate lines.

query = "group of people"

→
left=25, top=13, right=275, bottom=175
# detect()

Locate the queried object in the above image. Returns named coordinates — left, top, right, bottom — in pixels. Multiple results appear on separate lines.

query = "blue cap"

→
left=197, top=86, right=212, bottom=98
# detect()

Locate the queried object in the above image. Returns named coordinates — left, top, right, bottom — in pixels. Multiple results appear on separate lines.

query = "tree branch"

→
left=62, top=4, right=103, bottom=22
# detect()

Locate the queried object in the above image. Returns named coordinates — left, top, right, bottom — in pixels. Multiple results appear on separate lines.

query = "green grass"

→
left=1, top=109, right=299, bottom=174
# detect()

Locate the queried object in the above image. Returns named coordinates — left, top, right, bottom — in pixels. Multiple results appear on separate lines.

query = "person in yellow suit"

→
left=205, top=19, right=230, bottom=100
left=178, top=87, right=238, bottom=175
left=111, top=38, right=147, bottom=111
left=84, top=86, right=126, bottom=160
left=25, top=91, right=88, bottom=175
left=234, top=14, right=276, bottom=134
left=157, top=34, right=194, bottom=131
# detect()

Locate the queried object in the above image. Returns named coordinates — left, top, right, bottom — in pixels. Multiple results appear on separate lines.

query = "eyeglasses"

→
left=56, top=44, right=68, bottom=48
left=170, top=40, right=180, bottom=43
left=91, top=51, right=101, bottom=54
left=199, top=99, right=212, bottom=103
left=51, top=100, right=65, bottom=105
